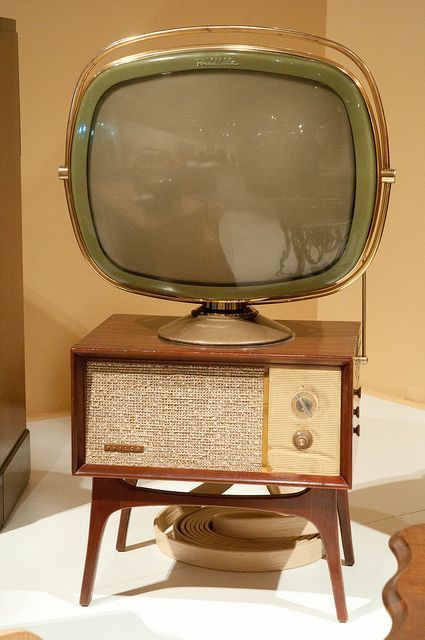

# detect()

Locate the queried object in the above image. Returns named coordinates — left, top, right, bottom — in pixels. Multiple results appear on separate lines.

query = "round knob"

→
left=353, top=425, right=361, bottom=437
left=291, top=391, right=319, bottom=419
left=293, top=430, right=313, bottom=450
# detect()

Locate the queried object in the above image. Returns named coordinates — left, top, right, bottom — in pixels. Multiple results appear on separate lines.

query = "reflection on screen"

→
left=88, top=69, right=355, bottom=286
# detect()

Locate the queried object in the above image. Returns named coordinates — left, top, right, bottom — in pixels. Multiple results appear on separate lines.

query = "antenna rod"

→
left=357, top=273, right=368, bottom=365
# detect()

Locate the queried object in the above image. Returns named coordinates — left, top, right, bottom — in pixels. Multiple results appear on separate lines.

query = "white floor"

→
left=1, top=395, right=425, bottom=640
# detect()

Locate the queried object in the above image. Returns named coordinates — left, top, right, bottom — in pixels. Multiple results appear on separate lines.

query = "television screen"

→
left=88, top=69, right=355, bottom=288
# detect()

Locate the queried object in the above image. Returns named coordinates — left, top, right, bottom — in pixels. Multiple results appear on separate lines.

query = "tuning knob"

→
left=353, top=425, right=361, bottom=437
left=291, top=390, right=318, bottom=419
left=293, top=430, right=313, bottom=450
left=354, top=387, right=362, bottom=398
left=353, top=406, right=360, bottom=418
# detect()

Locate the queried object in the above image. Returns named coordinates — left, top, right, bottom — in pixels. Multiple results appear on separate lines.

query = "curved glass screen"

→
left=88, top=69, right=355, bottom=287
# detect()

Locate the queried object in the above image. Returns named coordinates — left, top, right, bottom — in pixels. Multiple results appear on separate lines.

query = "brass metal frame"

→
left=60, top=25, right=395, bottom=306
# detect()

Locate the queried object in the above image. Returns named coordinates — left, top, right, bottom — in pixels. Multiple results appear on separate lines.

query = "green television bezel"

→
left=69, top=48, right=377, bottom=302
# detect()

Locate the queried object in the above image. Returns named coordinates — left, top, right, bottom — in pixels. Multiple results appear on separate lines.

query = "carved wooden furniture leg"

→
left=383, top=524, right=425, bottom=639
left=80, top=478, right=348, bottom=621
left=337, top=490, right=355, bottom=566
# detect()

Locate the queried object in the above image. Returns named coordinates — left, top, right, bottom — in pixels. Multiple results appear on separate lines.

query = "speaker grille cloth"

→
left=85, top=361, right=264, bottom=471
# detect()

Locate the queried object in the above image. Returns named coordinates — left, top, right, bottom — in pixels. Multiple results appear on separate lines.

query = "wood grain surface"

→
left=71, top=315, right=359, bottom=488
left=383, top=524, right=425, bottom=639
left=73, top=314, right=360, bottom=365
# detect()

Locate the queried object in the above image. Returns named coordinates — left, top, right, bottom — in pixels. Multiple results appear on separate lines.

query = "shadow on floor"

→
left=113, top=560, right=340, bottom=622
left=350, top=473, right=425, bottom=534
left=3, top=470, right=91, bottom=532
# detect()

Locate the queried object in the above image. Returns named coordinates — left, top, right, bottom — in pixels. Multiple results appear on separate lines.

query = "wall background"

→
left=0, top=0, right=423, bottom=416
left=322, top=0, right=425, bottom=405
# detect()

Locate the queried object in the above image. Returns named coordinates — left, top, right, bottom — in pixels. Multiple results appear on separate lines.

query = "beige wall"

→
left=0, top=1, right=325, bottom=417
left=1, top=0, right=423, bottom=415
left=324, top=0, right=425, bottom=406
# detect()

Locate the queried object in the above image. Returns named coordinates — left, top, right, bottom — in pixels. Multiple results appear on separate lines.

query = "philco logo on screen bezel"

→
left=195, top=56, right=240, bottom=67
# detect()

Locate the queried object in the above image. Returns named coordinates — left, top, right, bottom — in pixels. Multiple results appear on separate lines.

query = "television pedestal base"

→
left=79, top=477, right=353, bottom=622
left=158, top=304, right=294, bottom=346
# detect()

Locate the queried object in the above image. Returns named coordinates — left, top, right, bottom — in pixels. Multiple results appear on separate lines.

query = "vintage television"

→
left=59, top=26, right=395, bottom=617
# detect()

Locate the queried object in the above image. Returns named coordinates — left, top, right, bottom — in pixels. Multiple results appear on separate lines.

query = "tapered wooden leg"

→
left=309, top=490, right=348, bottom=623
left=116, top=508, right=132, bottom=551
left=116, top=479, right=138, bottom=551
left=80, top=479, right=350, bottom=620
left=80, top=480, right=117, bottom=606
left=267, top=485, right=350, bottom=620
left=337, top=490, right=355, bottom=566
left=322, top=518, right=348, bottom=623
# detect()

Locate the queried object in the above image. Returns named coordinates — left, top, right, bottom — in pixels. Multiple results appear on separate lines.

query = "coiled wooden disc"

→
left=154, top=506, right=323, bottom=572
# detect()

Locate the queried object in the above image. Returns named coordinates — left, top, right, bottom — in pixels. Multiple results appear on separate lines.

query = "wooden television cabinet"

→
left=71, top=313, right=361, bottom=622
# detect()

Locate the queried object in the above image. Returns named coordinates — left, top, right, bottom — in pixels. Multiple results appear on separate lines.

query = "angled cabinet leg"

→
left=116, top=508, right=132, bottom=551
left=80, top=480, right=118, bottom=606
left=116, top=479, right=138, bottom=551
left=323, top=519, right=348, bottom=623
left=309, top=489, right=348, bottom=623
left=79, top=479, right=351, bottom=621
left=337, top=490, right=355, bottom=566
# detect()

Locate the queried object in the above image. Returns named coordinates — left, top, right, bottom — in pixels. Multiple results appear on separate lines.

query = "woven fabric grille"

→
left=85, top=361, right=265, bottom=471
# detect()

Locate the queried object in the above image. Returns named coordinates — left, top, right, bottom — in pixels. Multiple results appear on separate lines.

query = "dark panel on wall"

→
left=0, top=17, right=29, bottom=529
